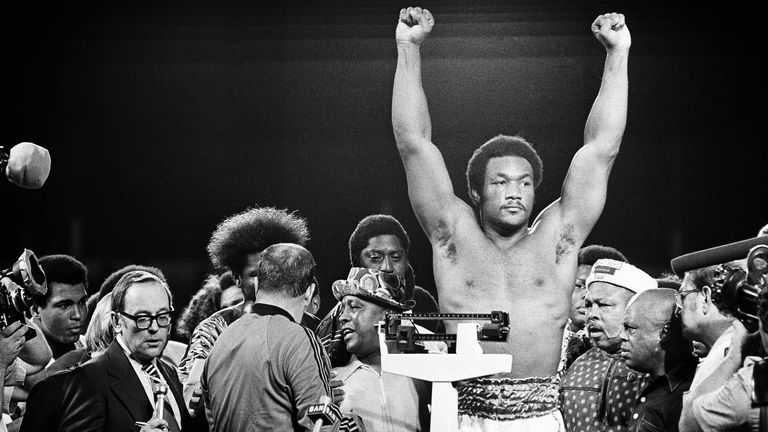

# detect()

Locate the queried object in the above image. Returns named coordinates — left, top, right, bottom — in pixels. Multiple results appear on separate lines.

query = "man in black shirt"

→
left=620, top=288, right=698, bottom=431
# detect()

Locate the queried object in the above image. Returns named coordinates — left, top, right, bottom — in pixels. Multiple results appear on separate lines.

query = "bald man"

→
left=620, top=289, right=698, bottom=432
left=202, top=243, right=362, bottom=432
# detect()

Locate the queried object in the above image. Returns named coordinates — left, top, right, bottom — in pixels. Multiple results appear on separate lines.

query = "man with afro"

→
left=177, top=205, right=309, bottom=419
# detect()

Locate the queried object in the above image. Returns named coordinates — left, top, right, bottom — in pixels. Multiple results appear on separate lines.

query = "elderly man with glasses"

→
left=22, top=270, right=200, bottom=432
left=674, top=263, right=742, bottom=402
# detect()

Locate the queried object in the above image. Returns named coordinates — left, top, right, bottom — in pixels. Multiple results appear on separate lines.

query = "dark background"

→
left=4, top=1, right=763, bottom=327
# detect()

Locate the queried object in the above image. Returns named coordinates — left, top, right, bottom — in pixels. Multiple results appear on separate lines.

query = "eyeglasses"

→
left=119, top=311, right=173, bottom=330
left=674, top=288, right=701, bottom=309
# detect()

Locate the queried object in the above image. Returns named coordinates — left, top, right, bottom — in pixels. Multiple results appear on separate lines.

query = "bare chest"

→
left=434, top=239, right=572, bottom=315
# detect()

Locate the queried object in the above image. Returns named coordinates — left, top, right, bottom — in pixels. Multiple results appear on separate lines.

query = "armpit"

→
left=432, top=220, right=457, bottom=263
left=555, top=224, right=576, bottom=264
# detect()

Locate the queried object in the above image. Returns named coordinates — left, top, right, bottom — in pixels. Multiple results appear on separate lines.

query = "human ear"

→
left=469, top=188, right=481, bottom=207
left=111, top=312, right=122, bottom=333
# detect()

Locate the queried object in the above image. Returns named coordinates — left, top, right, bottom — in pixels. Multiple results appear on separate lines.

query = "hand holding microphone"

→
left=309, top=395, right=336, bottom=432
left=1, top=142, right=51, bottom=189
left=135, top=418, right=169, bottom=432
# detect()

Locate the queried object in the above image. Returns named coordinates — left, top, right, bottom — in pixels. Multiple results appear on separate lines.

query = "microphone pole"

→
left=309, top=395, right=333, bottom=432
left=153, top=382, right=169, bottom=420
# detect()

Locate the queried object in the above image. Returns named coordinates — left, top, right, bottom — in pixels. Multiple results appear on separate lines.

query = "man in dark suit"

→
left=21, top=270, right=197, bottom=432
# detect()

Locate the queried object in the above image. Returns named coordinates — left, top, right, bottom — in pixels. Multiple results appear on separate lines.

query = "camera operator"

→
left=673, top=234, right=768, bottom=431
left=678, top=281, right=767, bottom=431
left=0, top=253, right=53, bottom=432
left=675, top=262, right=742, bottom=395
left=0, top=321, right=28, bottom=432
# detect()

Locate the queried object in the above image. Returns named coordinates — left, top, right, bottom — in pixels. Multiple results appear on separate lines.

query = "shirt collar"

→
left=711, top=325, right=734, bottom=357
left=333, top=355, right=369, bottom=381
left=251, top=303, right=295, bottom=322
left=662, top=357, right=699, bottom=392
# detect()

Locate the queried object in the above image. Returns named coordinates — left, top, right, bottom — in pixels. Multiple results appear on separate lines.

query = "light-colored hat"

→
left=586, top=259, right=657, bottom=294
left=332, top=268, right=413, bottom=311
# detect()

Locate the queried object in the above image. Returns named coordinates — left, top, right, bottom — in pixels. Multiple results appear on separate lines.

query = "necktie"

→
left=142, top=362, right=181, bottom=432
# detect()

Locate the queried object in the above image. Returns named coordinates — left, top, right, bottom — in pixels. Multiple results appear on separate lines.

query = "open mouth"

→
left=340, top=328, right=354, bottom=340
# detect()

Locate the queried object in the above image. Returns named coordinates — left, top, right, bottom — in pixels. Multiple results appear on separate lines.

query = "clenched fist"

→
left=396, top=6, right=434, bottom=46
left=591, top=13, right=631, bottom=52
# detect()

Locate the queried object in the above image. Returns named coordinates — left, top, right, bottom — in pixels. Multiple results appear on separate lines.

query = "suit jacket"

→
left=21, top=340, right=200, bottom=432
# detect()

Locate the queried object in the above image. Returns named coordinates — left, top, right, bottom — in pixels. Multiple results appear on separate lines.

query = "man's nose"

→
left=338, top=306, right=351, bottom=324
left=505, top=183, right=522, bottom=199
left=586, top=303, right=599, bottom=321
left=380, top=256, right=394, bottom=273
left=72, top=304, right=85, bottom=321
left=147, top=318, right=161, bottom=332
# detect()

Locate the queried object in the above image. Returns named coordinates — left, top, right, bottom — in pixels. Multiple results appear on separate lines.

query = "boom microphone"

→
left=0, top=142, right=51, bottom=189
left=670, top=236, right=768, bottom=275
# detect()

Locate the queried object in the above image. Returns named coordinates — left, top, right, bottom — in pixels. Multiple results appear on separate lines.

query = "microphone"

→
left=670, top=236, right=768, bottom=275
left=308, top=395, right=336, bottom=432
left=0, top=142, right=51, bottom=189
left=152, top=382, right=169, bottom=421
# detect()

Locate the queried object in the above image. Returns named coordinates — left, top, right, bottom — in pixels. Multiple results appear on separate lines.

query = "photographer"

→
left=0, top=252, right=53, bottom=432
left=0, top=319, right=51, bottom=432
left=675, top=263, right=741, bottom=394
left=672, top=235, right=768, bottom=431
left=678, top=283, right=767, bottom=431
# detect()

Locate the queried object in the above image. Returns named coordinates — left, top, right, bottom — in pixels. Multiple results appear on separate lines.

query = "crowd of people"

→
left=2, top=6, right=766, bottom=432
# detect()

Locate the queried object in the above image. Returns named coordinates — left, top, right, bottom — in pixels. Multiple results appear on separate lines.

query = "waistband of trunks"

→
left=456, top=375, right=561, bottom=421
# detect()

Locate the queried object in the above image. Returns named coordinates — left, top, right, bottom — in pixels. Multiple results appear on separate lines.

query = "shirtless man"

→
left=392, top=6, right=631, bottom=430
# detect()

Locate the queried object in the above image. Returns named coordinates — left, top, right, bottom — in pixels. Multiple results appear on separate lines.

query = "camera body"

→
left=0, top=249, right=47, bottom=339
left=700, top=244, right=768, bottom=333
left=711, top=245, right=768, bottom=333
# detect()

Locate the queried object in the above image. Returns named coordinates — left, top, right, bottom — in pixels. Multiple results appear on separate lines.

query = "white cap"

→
left=586, top=259, right=657, bottom=294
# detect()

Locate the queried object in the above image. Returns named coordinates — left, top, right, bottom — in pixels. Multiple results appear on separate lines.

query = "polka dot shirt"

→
left=560, top=347, right=651, bottom=431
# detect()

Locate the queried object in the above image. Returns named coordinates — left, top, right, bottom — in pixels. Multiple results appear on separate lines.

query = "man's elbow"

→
left=393, top=131, right=428, bottom=158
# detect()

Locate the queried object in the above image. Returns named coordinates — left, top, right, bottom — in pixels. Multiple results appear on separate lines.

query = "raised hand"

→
left=591, top=13, right=631, bottom=52
left=396, top=6, right=434, bottom=46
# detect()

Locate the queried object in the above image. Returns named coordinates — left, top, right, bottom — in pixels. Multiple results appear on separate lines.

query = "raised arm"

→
left=557, top=13, right=631, bottom=237
left=392, top=7, right=467, bottom=238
